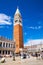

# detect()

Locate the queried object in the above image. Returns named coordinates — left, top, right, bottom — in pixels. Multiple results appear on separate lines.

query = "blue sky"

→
left=0, top=0, right=43, bottom=45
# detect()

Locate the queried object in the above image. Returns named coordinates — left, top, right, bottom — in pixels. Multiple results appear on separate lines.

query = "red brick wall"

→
left=14, top=24, right=24, bottom=53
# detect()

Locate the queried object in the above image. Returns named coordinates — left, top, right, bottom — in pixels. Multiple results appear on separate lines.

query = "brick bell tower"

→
left=13, top=7, right=24, bottom=53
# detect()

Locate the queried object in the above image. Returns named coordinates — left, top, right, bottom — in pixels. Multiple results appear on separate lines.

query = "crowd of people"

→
left=35, top=51, right=43, bottom=59
left=20, top=51, right=43, bottom=60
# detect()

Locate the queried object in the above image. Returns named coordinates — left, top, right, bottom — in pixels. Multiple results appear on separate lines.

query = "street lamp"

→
left=13, top=40, right=16, bottom=61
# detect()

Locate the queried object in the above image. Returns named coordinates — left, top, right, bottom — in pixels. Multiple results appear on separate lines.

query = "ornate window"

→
left=0, top=50, right=1, bottom=54
left=3, top=42, right=5, bottom=47
left=9, top=43, right=10, bottom=47
left=11, top=44, right=13, bottom=48
left=15, top=20, right=18, bottom=23
left=6, top=51, right=7, bottom=54
left=3, top=51, right=4, bottom=54
left=19, top=20, right=21, bottom=23
left=6, top=43, right=8, bottom=48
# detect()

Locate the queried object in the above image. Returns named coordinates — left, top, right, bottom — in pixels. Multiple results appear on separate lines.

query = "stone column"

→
left=1, top=51, right=3, bottom=55
left=2, top=42, right=3, bottom=47
left=4, top=51, right=6, bottom=55
left=10, top=44, right=11, bottom=48
left=5, top=42, right=6, bottom=48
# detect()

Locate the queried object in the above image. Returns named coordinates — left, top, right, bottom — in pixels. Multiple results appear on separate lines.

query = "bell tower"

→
left=13, top=7, right=24, bottom=53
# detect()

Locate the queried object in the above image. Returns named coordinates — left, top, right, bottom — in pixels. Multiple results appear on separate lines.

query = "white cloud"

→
left=28, top=26, right=42, bottom=30
left=24, top=39, right=43, bottom=46
left=29, top=26, right=34, bottom=29
left=0, top=13, right=12, bottom=25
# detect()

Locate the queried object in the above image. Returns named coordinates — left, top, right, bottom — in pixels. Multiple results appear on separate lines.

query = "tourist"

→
left=41, top=51, right=43, bottom=59
left=35, top=52, right=38, bottom=59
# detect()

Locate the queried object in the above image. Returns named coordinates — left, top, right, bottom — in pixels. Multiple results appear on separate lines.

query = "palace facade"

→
left=0, top=36, right=15, bottom=57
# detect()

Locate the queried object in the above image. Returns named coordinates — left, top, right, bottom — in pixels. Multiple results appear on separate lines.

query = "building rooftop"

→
left=0, top=36, right=15, bottom=43
left=15, top=7, right=21, bottom=15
